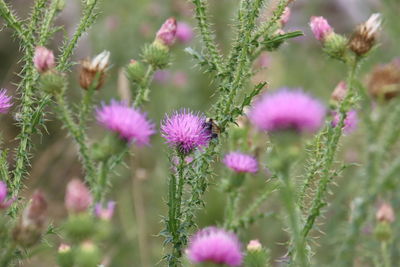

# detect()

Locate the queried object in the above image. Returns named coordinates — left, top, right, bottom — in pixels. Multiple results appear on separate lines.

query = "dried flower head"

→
left=247, top=240, right=262, bottom=252
left=176, top=22, right=194, bottom=44
left=331, top=81, right=348, bottom=103
left=65, top=179, right=93, bottom=214
left=0, top=181, right=15, bottom=210
left=96, top=100, right=156, bottom=145
left=331, top=109, right=358, bottom=134
left=186, top=227, right=243, bottom=266
left=161, top=109, right=211, bottom=153
left=223, top=152, right=258, bottom=173
left=309, top=16, right=333, bottom=42
left=79, top=51, right=110, bottom=90
left=376, top=202, right=395, bottom=223
left=249, top=89, right=325, bottom=133
left=94, top=201, right=116, bottom=221
left=34, top=46, right=56, bottom=73
left=367, top=59, right=400, bottom=100
left=155, top=17, right=177, bottom=47
left=349, top=13, right=381, bottom=56
left=0, top=89, right=13, bottom=114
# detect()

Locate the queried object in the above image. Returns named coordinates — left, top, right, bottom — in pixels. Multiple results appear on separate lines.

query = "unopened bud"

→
left=247, top=240, right=262, bottom=252
left=323, top=33, right=347, bottom=60
left=142, top=42, right=170, bottom=69
left=64, top=213, right=95, bottom=242
left=65, top=179, right=93, bottom=214
left=349, top=13, right=381, bottom=56
left=155, top=17, right=177, bottom=47
left=374, top=222, right=392, bottom=242
left=34, top=46, right=56, bottom=73
left=376, top=202, right=395, bottom=223
left=57, top=244, right=74, bottom=267
left=94, top=201, right=115, bottom=221
left=125, top=59, right=146, bottom=84
left=331, top=81, right=348, bottom=103
left=309, top=16, right=333, bottom=42
left=75, top=241, right=101, bottom=267
left=13, top=191, right=47, bottom=247
left=39, top=71, right=67, bottom=95
left=79, top=51, right=110, bottom=90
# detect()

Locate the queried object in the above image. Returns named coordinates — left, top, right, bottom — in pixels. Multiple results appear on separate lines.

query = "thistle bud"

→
left=247, top=240, right=262, bottom=252
left=367, top=59, right=400, bottom=100
left=13, top=191, right=48, bottom=247
left=75, top=241, right=101, bottom=267
left=79, top=51, right=110, bottom=90
left=65, top=179, right=93, bottom=214
left=323, top=33, right=348, bottom=61
left=349, top=13, right=382, bottom=56
left=155, top=17, right=177, bottom=47
left=94, top=201, right=115, bottom=221
left=0, top=181, right=15, bottom=210
left=125, top=59, right=146, bottom=84
left=39, top=71, right=67, bottom=95
left=57, top=244, right=74, bottom=267
left=376, top=202, right=395, bottom=223
left=309, top=16, right=333, bottom=42
left=331, top=81, right=348, bottom=103
left=142, top=42, right=170, bottom=69
left=34, top=46, right=56, bottom=73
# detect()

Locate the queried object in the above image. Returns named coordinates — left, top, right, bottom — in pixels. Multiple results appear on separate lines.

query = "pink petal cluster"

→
left=223, top=152, right=258, bottom=173
left=155, top=17, right=177, bottom=46
left=94, top=201, right=116, bottom=221
left=0, top=89, right=12, bottom=114
left=376, top=202, right=395, bottom=223
left=280, top=7, right=291, bottom=26
left=33, top=46, right=55, bottom=73
left=0, top=181, right=14, bottom=210
left=161, top=109, right=211, bottom=153
left=309, top=16, right=333, bottom=41
left=249, top=89, right=326, bottom=133
left=186, top=227, right=243, bottom=266
left=176, top=22, right=194, bottom=43
left=65, top=179, right=93, bottom=214
left=96, top=100, right=156, bottom=145
left=331, top=109, right=358, bottom=134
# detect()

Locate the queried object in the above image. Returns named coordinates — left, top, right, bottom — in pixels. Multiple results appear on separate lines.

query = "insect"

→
left=204, top=118, right=221, bottom=139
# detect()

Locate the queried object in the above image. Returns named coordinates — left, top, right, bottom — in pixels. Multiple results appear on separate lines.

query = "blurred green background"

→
left=0, top=0, right=399, bottom=266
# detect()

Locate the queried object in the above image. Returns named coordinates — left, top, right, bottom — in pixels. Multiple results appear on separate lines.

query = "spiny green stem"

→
left=381, top=241, right=391, bottom=267
left=39, top=0, right=61, bottom=45
left=224, top=190, right=240, bottom=230
left=0, top=0, right=27, bottom=43
left=134, top=65, right=154, bottom=107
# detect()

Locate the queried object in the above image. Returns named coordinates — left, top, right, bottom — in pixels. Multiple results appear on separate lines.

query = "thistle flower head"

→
left=0, top=181, right=14, bottom=210
left=176, top=22, right=194, bottom=43
left=96, top=100, right=155, bottom=145
left=376, top=202, right=395, bottom=223
left=223, top=152, right=258, bottom=173
left=34, top=46, right=56, bottom=73
left=332, top=109, right=358, bottom=134
left=280, top=7, right=291, bottom=26
left=309, top=16, right=333, bottom=41
left=94, top=201, right=116, bottom=221
left=331, top=81, right=348, bottom=103
left=0, top=89, right=12, bottom=114
left=161, top=109, right=211, bottom=153
left=249, top=88, right=326, bottom=133
left=367, top=59, right=400, bottom=100
left=155, top=17, right=177, bottom=47
left=79, top=51, right=110, bottom=90
left=349, top=13, right=382, bottom=56
left=247, top=240, right=262, bottom=252
left=186, top=227, right=243, bottom=266
left=65, top=179, right=93, bottom=214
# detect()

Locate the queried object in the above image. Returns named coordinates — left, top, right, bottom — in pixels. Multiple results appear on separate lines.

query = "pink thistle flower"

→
left=176, top=22, right=194, bottom=44
left=376, top=202, right=395, bottom=223
left=249, top=88, right=326, bottom=133
left=94, top=201, right=116, bottom=221
left=247, top=240, right=262, bottom=252
left=0, top=181, right=15, bottom=210
left=186, top=227, right=243, bottom=266
left=332, top=109, right=358, bottom=134
left=96, top=100, right=156, bottom=145
left=65, top=179, right=93, bottom=214
left=161, top=109, right=211, bottom=153
left=34, top=46, right=55, bottom=73
left=155, top=17, right=177, bottom=47
left=223, top=152, right=258, bottom=173
left=280, top=7, right=291, bottom=26
left=309, top=16, right=333, bottom=41
left=0, top=89, right=12, bottom=114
